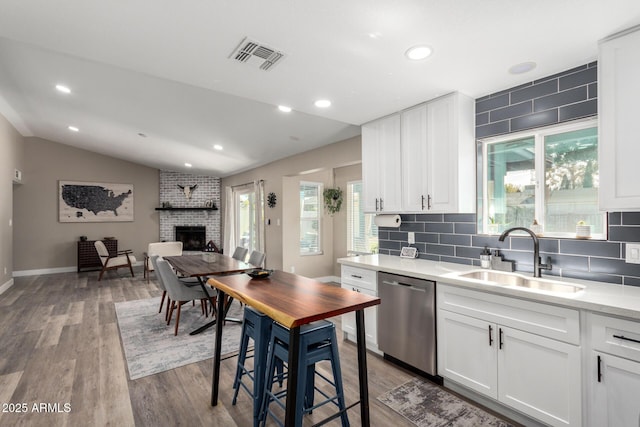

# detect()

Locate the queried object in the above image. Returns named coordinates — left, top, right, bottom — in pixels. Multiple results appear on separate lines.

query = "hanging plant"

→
left=323, top=187, right=343, bottom=215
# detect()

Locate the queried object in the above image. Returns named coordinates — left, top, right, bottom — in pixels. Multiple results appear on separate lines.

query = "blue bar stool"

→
left=260, top=320, right=349, bottom=427
left=232, top=306, right=283, bottom=427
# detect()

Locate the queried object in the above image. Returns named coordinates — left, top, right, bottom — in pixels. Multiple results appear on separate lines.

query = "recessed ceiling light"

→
left=213, top=144, right=223, bottom=151
left=368, top=32, right=382, bottom=39
left=509, top=61, right=537, bottom=74
left=405, top=45, right=433, bottom=61
left=184, top=163, right=192, bottom=168
left=278, top=105, right=292, bottom=113
left=314, top=99, right=331, bottom=108
left=68, top=126, right=79, bottom=132
left=56, top=84, right=71, bottom=94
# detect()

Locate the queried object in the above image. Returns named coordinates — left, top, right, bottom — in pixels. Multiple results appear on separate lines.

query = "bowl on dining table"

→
left=247, top=269, right=272, bottom=279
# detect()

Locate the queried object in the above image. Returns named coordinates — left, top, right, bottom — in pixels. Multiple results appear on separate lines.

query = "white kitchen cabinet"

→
left=340, top=266, right=379, bottom=352
left=361, top=114, right=402, bottom=213
left=437, top=284, right=582, bottom=427
left=402, top=92, right=476, bottom=213
left=588, top=312, right=640, bottom=426
left=599, top=25, right=640, bottom=210
left=364, top=92, right=475, bottom=214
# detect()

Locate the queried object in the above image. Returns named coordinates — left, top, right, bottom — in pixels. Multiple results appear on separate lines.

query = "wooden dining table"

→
left=207, top=269, right=381, bottom=426
left=164, top=253, right=255, bottom=335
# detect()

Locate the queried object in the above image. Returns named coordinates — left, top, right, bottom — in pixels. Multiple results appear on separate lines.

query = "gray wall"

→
left=0, top=113, right=24, bottom=288
left=13, top=137, right=160, bottom=273
left=379, top=63, right=640, bottom=287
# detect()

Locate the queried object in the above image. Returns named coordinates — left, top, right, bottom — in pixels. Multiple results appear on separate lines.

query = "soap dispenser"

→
left=480, top=245, right=491, bottom=269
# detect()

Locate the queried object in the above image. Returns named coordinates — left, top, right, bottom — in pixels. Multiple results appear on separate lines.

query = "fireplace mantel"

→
left=155, top=207, right=217, bottom=211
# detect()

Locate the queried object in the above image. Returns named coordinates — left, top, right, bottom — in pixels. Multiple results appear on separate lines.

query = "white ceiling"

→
left=0, top=1, right=639, bottom=177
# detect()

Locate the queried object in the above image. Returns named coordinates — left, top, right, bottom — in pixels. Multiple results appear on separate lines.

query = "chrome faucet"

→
left=498, top=227, right=552, bottom=278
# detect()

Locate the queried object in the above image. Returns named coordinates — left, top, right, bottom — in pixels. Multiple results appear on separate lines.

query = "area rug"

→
left=115, top=296, right=244, bottom=380
left=377, top=378, right=514, bottom=427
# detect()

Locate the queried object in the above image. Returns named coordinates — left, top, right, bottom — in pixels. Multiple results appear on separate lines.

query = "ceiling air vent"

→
left=229, top=37, right=286, bottom=71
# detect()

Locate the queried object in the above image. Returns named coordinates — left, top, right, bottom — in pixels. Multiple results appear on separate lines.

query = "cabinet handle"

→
left=380, top=198, right=384, bottom=210
left=375, top=198, right=379, bottom=211
left=421, top=195, right=425, bottom=210
left=597, top=355, right=603, bottom=383
left=427, top=194, right=432, bottom=210
left=351, top=274, right=362, bottom=279
left=499, top=328, right=504, bottom=349
left=488, top=325, right=493, bottom=346
left=613, top=334, right=640, bottom=344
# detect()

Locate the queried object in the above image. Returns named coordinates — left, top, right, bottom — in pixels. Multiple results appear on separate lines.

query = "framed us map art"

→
left=59, top=180, right=134, bottom=222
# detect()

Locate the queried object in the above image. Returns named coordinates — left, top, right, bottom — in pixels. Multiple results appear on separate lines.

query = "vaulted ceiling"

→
left=0, top=1, right=638, bottom=176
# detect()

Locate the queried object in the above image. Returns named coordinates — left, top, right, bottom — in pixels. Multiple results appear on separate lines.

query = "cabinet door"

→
left=438, top=310, right=498, bottom=398
left=591, top=351, right=640, bottom=427
left=340, top=284, right=377, bottom=347
left=401, top=104, right=429, bottom=212
left=378, top=114, right=402, bottom=212
left=599, top=28, right=640, bottom=210
left=498, top=326, right=581, bottom=427
left=362, top=120, right=381, bottom=213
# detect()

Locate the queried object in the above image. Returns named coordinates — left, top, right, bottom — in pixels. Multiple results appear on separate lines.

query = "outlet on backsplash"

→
left=626, top=243, right=640, bottom=264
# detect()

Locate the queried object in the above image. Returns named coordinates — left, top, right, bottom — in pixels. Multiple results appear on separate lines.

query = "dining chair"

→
left=232, top=246, right=249, bottom=262
left=94, top=240, right=136, bottom=281
left=144, top=241, right=183, bottom=283
left=156, top=259, right=218, bottom=336
left=247, top=250, right=266, bottom=268
left=150, top=255, right=171, bottom=320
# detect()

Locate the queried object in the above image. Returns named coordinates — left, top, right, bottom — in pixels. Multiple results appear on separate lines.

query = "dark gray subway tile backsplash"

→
left=376, top=62, right=640, bottom=286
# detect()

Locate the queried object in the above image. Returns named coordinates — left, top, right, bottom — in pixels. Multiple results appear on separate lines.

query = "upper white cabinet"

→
left=362, top=113, right=402, bottom=213
left=363, top=92, right=475, bottom=214
left=599, top=26, right=640, bottom=210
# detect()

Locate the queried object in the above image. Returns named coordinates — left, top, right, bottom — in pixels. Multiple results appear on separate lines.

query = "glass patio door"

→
left=235, top=187, right=256, bottom=253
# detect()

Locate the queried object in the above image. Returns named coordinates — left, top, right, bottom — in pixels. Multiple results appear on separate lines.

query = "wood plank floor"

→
left=0, top=268, right=510, bottom=427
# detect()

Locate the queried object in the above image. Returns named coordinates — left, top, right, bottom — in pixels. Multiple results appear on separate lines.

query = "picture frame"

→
left=59, top=180, right=134, bottom=222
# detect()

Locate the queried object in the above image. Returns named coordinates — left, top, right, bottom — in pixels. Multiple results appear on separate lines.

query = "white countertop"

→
left=338, top=254, right=640, bottom=321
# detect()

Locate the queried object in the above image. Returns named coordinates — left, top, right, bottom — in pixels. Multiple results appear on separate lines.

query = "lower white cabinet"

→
left=341, top=266, right=379, bottom=352
left=437, top=284, right=581, bottom=427
left=588, top=312, right=640, bottom=426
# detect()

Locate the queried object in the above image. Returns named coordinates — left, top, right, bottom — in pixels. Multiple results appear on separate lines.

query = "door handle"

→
left=427, top=194, right=432, bottom=209
left=499, top=328, right=504, bottom=349
left=380, top=198, right=384, bottom=210
left=421, top=195, right=425, bottom=210
left=375, top=198, right=379, bottom=211
left=488, top=325, right=493, bottom=346
left=597, top=355, right=603, bottom=382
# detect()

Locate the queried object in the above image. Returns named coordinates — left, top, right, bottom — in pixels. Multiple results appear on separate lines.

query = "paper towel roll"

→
left=374, top=214, right=402, bottom=228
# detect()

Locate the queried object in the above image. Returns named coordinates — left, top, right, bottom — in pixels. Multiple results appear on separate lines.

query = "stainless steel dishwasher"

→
left=378, top=271, right=436, bottom=375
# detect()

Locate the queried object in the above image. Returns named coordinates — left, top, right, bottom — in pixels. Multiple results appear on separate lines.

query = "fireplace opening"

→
left=175, top=226, right=206, bottom=251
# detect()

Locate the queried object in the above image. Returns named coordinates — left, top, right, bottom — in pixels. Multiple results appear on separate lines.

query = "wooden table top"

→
left=207, top=270, right=380, bottom=328
left=164, top=254, right=254, bottom=277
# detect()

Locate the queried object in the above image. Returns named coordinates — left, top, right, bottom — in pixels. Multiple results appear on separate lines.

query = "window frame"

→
left=478, top=118, right=605, bottom=239
left=299, top=180, right=323, bottom=256
left=346, top=180, right=378, bottom=255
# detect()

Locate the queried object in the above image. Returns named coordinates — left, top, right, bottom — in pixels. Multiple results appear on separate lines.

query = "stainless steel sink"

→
left=454, top=270, right=585, bottom=294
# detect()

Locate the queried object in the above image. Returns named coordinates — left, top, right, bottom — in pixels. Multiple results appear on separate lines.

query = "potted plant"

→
left=323, top=187, right=343, bottom=215
left=487, top=216, right=499, bottom=234
left=576, top=220, right=591, bottom=239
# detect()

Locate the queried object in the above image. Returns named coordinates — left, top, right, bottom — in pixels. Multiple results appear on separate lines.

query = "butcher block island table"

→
left=207, top=270, right=380, bottom=426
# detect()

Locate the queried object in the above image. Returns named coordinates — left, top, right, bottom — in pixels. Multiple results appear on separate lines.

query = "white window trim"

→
left=299, top=180, right=323, bottom=256
left=479, top=118, right=605, bottom=239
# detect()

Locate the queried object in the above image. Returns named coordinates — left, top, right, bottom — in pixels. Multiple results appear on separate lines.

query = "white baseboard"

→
left=0, top=278, right=14, bottom=295
left=13, top=266, right=77, bottom=277
left=313, top=275, right=341, bottom=283
left=14, top=261, right=144, bottom=278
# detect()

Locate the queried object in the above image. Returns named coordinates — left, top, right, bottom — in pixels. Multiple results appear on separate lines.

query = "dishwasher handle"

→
left=381, top=279, right=427, bottom=292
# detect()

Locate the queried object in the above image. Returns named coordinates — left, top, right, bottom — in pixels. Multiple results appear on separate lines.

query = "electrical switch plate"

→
left=626, top=243, right=640, bottom=264
left=408, top=232, right=415, bottom=244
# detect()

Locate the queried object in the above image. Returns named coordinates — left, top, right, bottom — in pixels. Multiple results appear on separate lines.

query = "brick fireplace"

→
left=159, top=171, right=221, bottom=250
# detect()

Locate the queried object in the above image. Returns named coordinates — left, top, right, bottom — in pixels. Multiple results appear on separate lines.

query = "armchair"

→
left=94, top=240, right=136, bottom=281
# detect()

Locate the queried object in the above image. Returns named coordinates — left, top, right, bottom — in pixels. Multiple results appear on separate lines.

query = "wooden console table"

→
left=77, top=240, right=117, bottom=272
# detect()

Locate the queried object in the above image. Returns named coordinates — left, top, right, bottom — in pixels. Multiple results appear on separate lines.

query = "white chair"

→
left=232, top=247, right=249, bottom=262
left=144, top=241, right=183, bottom=283
left=156, top=259, right=217, bottom=336
left=247, top=250, right=265, bottom=268
left=94, top=240, right=136, bottom=281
